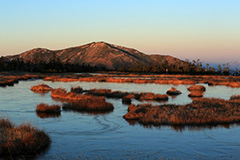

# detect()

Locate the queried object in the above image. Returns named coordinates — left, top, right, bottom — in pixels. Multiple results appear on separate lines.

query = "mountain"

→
left=7, top=42, right=184, bottom=70
left=229, top=61, right=240, bottom=69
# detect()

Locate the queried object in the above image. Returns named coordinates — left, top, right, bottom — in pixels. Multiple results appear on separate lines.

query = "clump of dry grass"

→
left=36, top=103, right=61, bottom=113
left=138, top=92, right=168, bottom=101
left=123, top=98, right=240, bottom=126
left=0, top=74, right=45, bottom=87
left=188, top=85, right=205, bottom=97
left=122, top=94, right=135, bottom=104
left=0, top=118, right=50, bottom=156
left=87, top=88, right=129, bottom=98
left=71, top=86, right=83, bottom=93
left=62, top=102, right=114, bottom=113
left=230, top=95, right=240, bottom=100
left=42, top=74, right=240, bottom=88
left=86, top=88, right=169, bottom=103
left=228, top=82, right=240, bottom=88
left=31, top=84, right=52, bottom=93
left=51, top=88, right=114, bottom=111
left=188, top=85, right=206, bottom=92
left=166, top=87, right=182, bottom=95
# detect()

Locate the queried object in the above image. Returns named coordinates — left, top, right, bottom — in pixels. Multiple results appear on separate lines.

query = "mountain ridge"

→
left=7, top=41, right=185, bottom=70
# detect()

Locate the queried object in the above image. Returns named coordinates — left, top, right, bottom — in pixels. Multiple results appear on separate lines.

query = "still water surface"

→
left=0, top=79, right=240, bottom=159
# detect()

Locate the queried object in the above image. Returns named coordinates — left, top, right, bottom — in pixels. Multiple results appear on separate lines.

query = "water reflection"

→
left=170, top=124, right=234, bottom=132
left=32, top=91, right=50, bottom=95
left=125, top=119, right=240, bottom=132
left=36, top=111, right=61, bottom=119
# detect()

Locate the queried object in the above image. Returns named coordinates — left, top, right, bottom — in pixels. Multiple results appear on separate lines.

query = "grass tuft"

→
left=0, top=118, right=50, bottom=157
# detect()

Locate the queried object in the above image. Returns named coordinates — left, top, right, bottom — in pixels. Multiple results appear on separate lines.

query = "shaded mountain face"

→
left=7, top=42, right=184, bottom=70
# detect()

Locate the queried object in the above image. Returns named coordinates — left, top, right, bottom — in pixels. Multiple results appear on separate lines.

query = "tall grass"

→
left=31, top=84, right=52, bottom=93
left=36, top=103, right=61, bottom=113
left=124, top=98, right=240, bottom=126
left=51, top=88, right=114, bottom=111
left=0, top=118, right=50, bottom=157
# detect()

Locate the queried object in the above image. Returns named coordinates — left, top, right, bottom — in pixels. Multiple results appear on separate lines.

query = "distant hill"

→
left=229, top=61, right=240, bottom=69
left=7, top=41, right=185, bottom=70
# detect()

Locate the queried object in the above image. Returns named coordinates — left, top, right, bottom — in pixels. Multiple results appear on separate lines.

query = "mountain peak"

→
left=7, top=42, right=184, bottom=70
left=89, top=41, right=110, bottom=48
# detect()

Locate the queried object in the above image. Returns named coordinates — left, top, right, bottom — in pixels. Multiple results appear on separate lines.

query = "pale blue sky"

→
left=0, top=0, right=239, bottom=63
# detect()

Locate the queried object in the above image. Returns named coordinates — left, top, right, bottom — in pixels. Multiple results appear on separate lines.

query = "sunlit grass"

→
left=0, top=118, right=50, bottom=156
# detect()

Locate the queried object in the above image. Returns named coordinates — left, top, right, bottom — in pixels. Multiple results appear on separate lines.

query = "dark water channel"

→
left=0, top=79, right=240, bottom=159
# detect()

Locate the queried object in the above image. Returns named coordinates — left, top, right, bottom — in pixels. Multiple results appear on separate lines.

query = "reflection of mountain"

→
left=7, top=41, right=184, bottom=70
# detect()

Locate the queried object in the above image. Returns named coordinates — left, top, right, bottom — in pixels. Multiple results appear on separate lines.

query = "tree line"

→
left=0, top=56, right=239, bottom=75
left=118, top=59, right=239, bottom=75
left=0, top=57, right=99, bottom=73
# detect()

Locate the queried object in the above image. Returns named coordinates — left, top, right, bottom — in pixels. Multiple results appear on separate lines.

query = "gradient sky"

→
left=0, top=0, right=239, bottom=63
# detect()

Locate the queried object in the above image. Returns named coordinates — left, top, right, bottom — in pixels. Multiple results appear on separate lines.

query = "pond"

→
left=0, top=79, right=240, bottom=159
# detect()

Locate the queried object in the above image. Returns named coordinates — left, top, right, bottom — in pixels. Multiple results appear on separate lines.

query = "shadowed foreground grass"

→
left=0, top=118, right=50, bottom=157
left=124, top=97, right=240, bottom=126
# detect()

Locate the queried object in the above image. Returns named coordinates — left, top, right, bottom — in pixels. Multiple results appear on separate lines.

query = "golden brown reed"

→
left=71, top=86, right=83, bottom=93
left=123, top=98, right=240, bottom=126
left=166, top=87, right=182, bottom=95
left=85, top=88, right=169, bottom=103
left=230, top=95, right=240, bottom=100
left=139, top=93, right=169, bottom=101
left=188, top=85, right=206, bottom=92
left=0, top=118, right=50, bottom=156
left=122, top=94, right=135, bottom=104
left=42, top=74, right=240, bottom=88
left=31, top=84, right=52, bottom=93
left=87, top=88, right=128, bottom=98
left=188, top=85, right=205, bottom=97
left=0, top=74, right=45, bottom=87
left=36, top=103, right=61, bottom=113
left=51, top=88, right=114, bottom=111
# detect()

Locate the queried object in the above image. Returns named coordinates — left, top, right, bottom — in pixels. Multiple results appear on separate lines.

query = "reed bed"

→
left=124, top=98, right=240, bottom=126
left=85, top=88, right=169, bottom=102
left=43, top=74, right=240, bottom=88
left=122, top=94, right=135, bottom=104
left=188, top=85, right=206, bottom=97
left=0, top=118, right=50, bottom=156
left=166, top=87, right=182, bottom=95
left=188, top=85, right=206, bottom=91
left=0, top=74, right=45, bottom=87
left=51, top=88, right=114, bottom=111
left=36, top=103, right=61, bottom=113
left=31, top=84, right=52, bottom=93
left=230, top=95, right=240, bottom=100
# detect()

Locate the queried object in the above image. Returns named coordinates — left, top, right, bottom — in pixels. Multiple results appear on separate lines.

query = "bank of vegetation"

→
left=0, top=57, right=238, bottom=75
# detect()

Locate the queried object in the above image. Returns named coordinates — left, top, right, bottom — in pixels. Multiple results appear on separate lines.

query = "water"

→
left=0, top=79, right=240, bottom=159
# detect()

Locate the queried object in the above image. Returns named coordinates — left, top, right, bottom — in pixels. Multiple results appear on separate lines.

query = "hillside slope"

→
left=7, top=42, right=184, bottom=70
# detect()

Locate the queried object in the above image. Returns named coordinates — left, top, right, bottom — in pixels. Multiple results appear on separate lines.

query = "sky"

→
left=0, top=0, right=240, bottom=64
